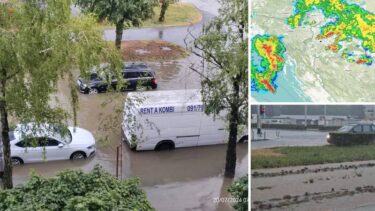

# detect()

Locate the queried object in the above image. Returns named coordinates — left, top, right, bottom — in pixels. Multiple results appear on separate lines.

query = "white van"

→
left=121, top=89, right=247, bottom=151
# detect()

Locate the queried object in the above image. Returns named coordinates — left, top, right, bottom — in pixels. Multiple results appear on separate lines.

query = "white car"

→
left=9, top=124, right=96, bottom=165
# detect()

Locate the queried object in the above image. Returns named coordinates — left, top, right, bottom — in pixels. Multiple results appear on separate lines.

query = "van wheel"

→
left=11, top=157, right=23, bottom=166
left=239, top=135, right=248, bottom=143
left=155, top=141, right=174, bottom=151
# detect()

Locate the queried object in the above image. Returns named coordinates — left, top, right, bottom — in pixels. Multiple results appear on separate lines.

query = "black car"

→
left=77, top=62, right=157, bottom=94
left=327, top=123, right=375, bottom=145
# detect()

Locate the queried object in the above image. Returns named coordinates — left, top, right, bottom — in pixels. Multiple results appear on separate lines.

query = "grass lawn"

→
left=100, top=3, right=202, bottom=29
left=252, top=145, right=375, bottom=169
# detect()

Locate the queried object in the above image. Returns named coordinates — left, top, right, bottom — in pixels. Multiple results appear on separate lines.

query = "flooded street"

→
left=252, top=161, right=375, bottom=210
left=251, top=129, right=328, bottom=149
left=12, top=27, right=247, bottom=211
left=13, top=82, right=248, bottom=210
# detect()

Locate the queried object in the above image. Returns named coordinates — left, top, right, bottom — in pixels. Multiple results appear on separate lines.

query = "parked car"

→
left=9, top=123, right=96, bottom=165
left=77, top=62, right=157, bottom=94
left=327, top=123, right=375, bottom=145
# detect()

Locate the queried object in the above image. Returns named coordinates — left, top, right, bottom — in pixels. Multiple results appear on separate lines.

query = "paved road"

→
left=103, top=0, right=218, bottom=47
left=251, top=129, right=329, bottom=149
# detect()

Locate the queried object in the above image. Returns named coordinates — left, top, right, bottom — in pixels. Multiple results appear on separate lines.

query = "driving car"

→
left=327, top=123, right=375, bottom=145
left=9, top=123, right=96, bottom=165
left=77, top=62, right=157, bottom=94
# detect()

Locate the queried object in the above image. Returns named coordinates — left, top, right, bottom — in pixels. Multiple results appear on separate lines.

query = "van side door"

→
left=198, top=112, right=227, bottom=146
left=174, top=113, right=199, bottom=148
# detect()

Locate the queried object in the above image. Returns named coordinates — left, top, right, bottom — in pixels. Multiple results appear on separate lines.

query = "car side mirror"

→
left=58, top=143, right=64, bottom=148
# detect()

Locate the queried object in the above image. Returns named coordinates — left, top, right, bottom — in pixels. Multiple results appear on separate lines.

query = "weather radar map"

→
left=251, top=0, right=375, bottom=102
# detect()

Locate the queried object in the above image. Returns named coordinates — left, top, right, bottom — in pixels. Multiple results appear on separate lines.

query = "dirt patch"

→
left=252, top=148, right=283, bottom=157
left=120, top=40, right=189, bottom=61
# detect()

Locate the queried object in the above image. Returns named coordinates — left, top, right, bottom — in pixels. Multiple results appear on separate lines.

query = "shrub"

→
left=228, top=175, right=248, bottom=211
left=329, top=133, right=375, bottom=146
left=0, top=165, right=154, bottom=210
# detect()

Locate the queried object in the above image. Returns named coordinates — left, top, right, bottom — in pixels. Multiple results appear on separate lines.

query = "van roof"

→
left=127, top=89, right=202, bottom=106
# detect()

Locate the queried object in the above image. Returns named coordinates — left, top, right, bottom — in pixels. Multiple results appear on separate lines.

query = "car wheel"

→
left=70, top=151, right=86, bottom=160
left=89, top=88, right=98, bottom=95
left=11, top=157, right=23, bottom=166
left=155, top=141, right=174, bottom=151
left=239, top=135, right=248, bottom=143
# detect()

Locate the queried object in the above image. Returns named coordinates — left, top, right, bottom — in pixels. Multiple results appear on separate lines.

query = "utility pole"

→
left=257, top=105, right=262, bottom=135
left=304, top=105, right=307, bottom=128
left=324, top=105, right=327, bottom=126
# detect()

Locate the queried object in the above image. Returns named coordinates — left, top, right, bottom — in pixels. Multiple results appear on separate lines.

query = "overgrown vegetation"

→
left=228, top=175, right=248, bottom=211
left=0, top=165, right=154, bottom=210
left=252, top=145, right=375, bottom=169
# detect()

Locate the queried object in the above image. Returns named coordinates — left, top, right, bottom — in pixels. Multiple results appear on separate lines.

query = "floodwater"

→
left=252, top=161, right=375, bottom=210
left=251, top=129, right=328, bottom=149
left=13, top=80, right=248, bottom=210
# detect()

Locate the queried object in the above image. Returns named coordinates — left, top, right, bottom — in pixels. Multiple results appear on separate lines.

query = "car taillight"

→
left=152, top=78, right=157, bottom=84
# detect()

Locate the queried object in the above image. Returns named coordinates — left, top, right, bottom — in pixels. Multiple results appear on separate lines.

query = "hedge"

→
left=328, top=133, right=375, bottom=146
left=0, top=165, right=154, bottom=210
left=251, top=123, right=340, bottom=131
left=228, top=175, right=248, bottom=211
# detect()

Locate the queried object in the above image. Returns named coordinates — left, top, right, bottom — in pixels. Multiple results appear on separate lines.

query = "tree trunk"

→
left=159, top=0, right=169, bottom=22
left=224, top=81, right=240, bottom=178
left=115, top=19, right=125, bottom=50
left=0, top=82, right=13, bottom=189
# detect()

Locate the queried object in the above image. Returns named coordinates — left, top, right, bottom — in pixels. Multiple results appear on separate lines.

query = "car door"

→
left=44, top=138, right=70, bottom=161
left=17, top=138, right=45, bottom=163
left=363, top=125, right=371, bottom=133
left=123, top=71, right=138, bottom=90
left=351, top=125, right=362, bottom=133
left=138, top=71, right=153, bottom=89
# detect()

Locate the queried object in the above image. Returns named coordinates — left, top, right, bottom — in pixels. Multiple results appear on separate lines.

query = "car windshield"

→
left=63, top=130, right=72, bottom=144
left=338, top=125, right=354, bottom=132
left=53, top=126, right=72, bottom=144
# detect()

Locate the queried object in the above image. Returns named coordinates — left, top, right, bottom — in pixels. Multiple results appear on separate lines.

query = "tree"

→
left=158, top=0, right=170, bottom=22
left=188, top=0, right=248, bottom=177
left=0, top=0, right=122, bottom=189
left=0, top=165, right=154, bottom=210
left=76, top=0, right=156, bottom=49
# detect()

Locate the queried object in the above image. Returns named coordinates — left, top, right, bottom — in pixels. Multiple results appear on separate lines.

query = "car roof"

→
left=89, top=62, right=152, bottom=74
left=12, top=123, right=61, bottom=141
